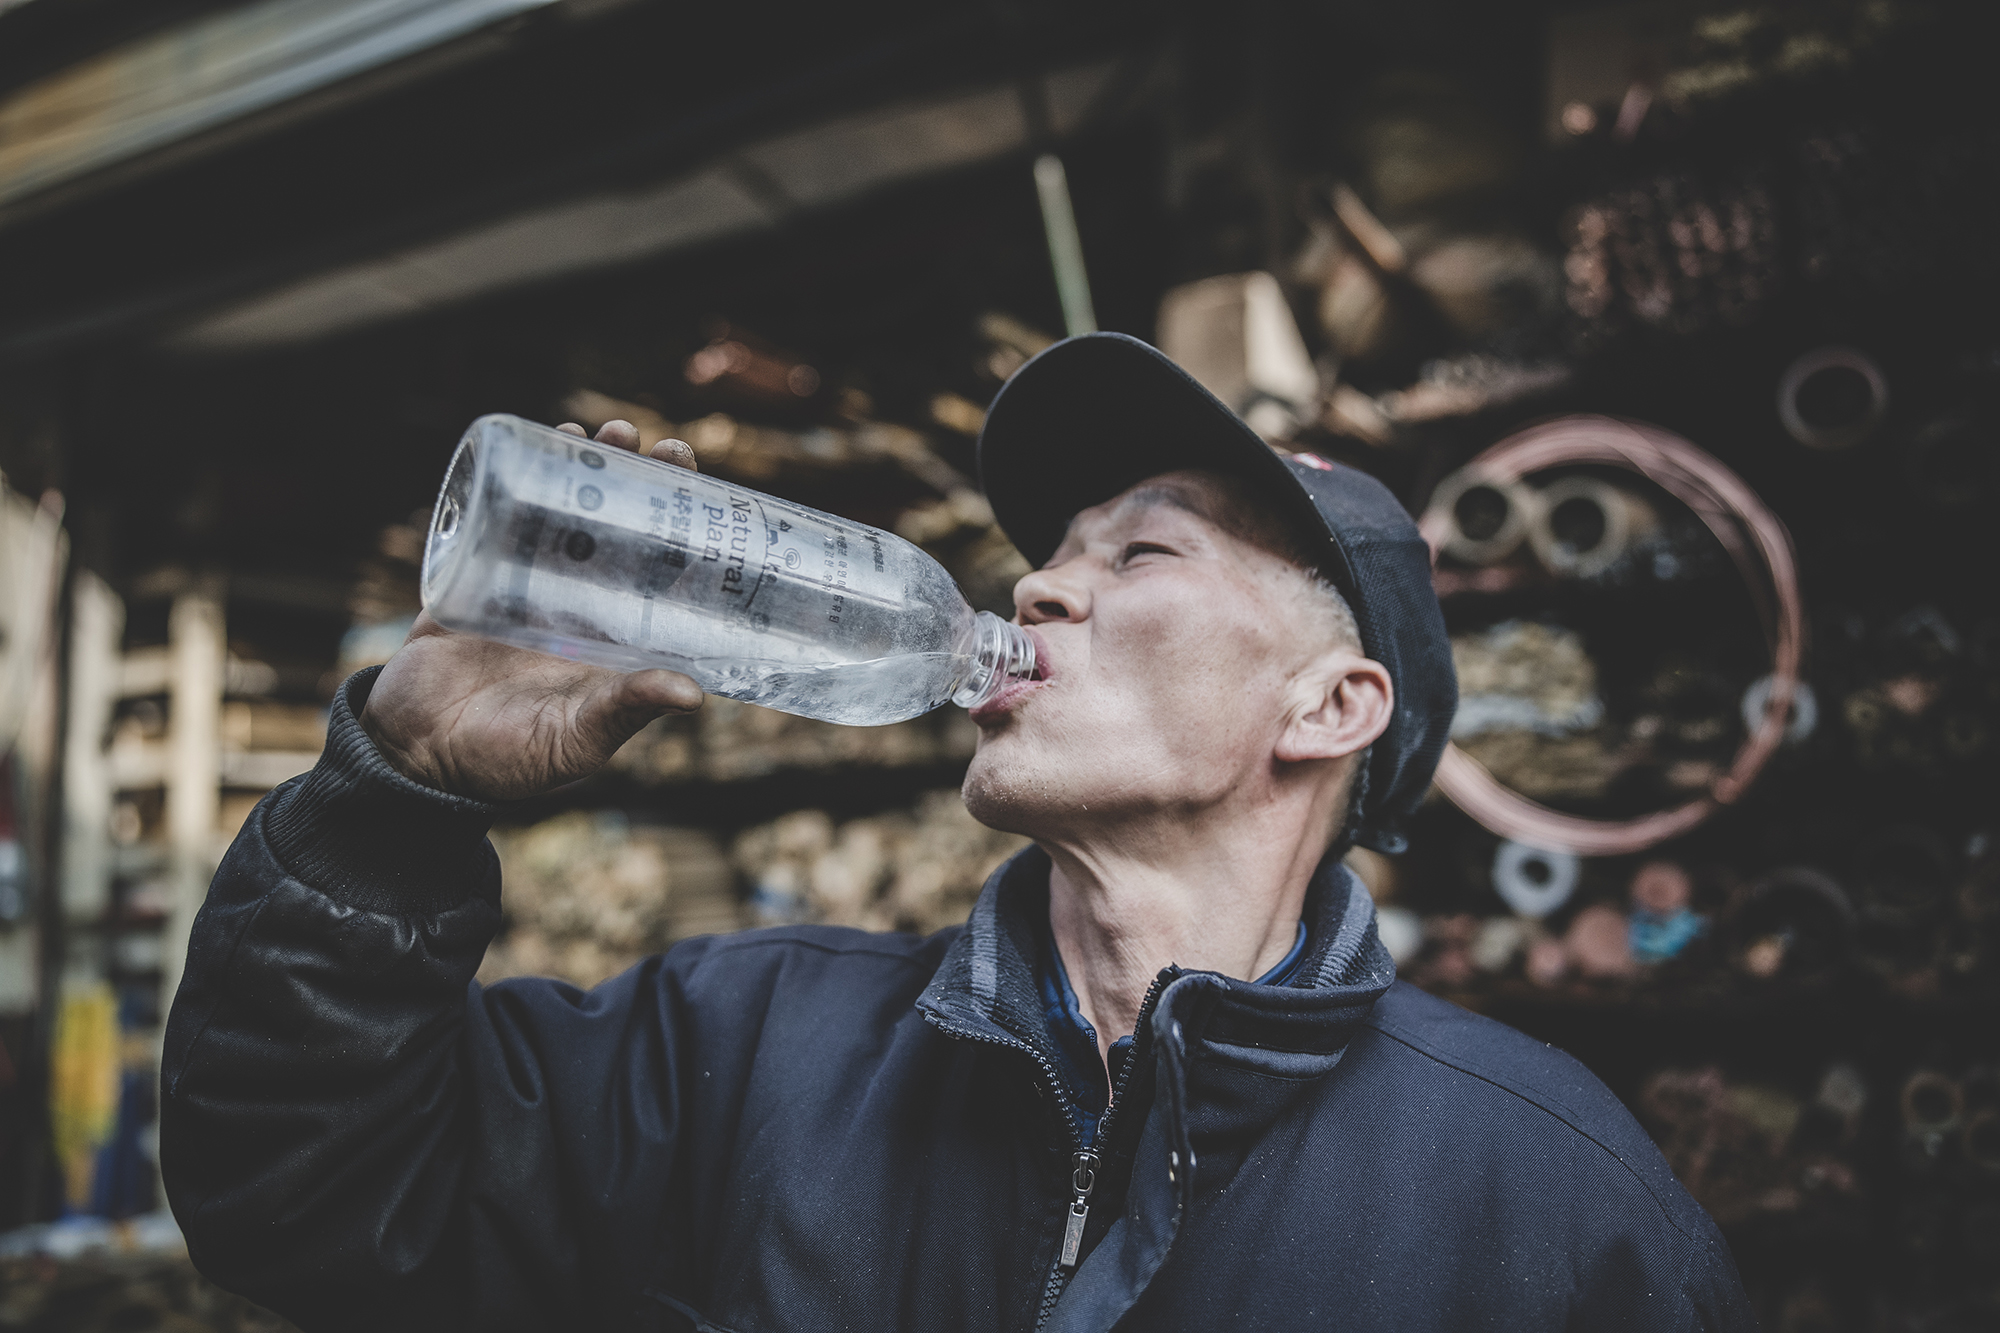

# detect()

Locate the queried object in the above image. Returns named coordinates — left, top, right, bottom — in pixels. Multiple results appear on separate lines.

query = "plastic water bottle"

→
left=420, top=414, right=1037, bottom=726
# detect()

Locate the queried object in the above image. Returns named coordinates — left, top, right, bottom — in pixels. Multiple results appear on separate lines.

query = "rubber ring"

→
left=1492, top=840, right=1581, bottom=918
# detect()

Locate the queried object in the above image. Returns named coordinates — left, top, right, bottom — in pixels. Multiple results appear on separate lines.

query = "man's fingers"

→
left=648, top=438, right=698, bottom=471
left=574, top=669, right=704, bottom=758
left=593, top=419, right=642, bottom=452
left=619, top=668, right=705, bottom=716
left=559, top=420, right=657, bottom=461
left=593, top=667, right=705, bottom=724
left=402, top=610, right=450, bottom=641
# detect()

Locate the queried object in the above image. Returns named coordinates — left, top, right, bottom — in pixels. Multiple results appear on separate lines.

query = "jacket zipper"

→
left=921, top=1017, right=1085, bottom=1333
left=1036, top=970, right=1176, bottom=1327
left=922, top=1020, right=1085, bottom=1166
left=1057, top=1149, right=1099, bottom=1269
left=928, top=967, right=1177, bottom=1332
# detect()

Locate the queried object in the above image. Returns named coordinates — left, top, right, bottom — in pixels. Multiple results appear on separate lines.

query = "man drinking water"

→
left=162, top=333, right=1751, bottom=1331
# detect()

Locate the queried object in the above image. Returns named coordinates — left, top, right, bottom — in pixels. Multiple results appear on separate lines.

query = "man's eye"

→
left=1120, top=542, right=1174, bottom=564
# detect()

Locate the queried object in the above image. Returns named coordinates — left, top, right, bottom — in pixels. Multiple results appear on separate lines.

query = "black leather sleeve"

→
left=159, top=668, right=692, bottom=1333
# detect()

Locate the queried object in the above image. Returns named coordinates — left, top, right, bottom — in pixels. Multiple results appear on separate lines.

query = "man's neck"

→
left=1041, top=794, right=1336, bottom=1067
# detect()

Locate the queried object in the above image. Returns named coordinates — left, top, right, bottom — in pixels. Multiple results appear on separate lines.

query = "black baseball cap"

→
left=977, top=331, right=1457, bottom=855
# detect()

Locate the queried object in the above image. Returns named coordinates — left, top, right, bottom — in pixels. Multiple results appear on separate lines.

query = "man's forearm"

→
left=161, top=668, right=503, bottom=1330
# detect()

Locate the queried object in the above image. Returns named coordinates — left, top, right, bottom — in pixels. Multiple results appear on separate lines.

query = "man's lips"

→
left=971, top=624, right=1054, bottom=723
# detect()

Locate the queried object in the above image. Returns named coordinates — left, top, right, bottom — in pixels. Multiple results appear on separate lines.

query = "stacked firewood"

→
left=479, top=792, right=1027, bottom=988
left=732, top=791, right=1028, bottom=936
left=610, top=697, right=980, bottom=785
left=1636, top=1064, right=1867, bottom=1228
left=481, top=812, right=739, bottom=989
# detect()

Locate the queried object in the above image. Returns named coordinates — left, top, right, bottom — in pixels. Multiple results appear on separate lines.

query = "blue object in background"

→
left=1631, top=909, right=1707, bottom=963
left=84, top=992, right=159, bottom=1219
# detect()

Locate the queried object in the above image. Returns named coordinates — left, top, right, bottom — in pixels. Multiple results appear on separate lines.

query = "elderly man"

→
left=162, top=334, right=1751, bottom=1332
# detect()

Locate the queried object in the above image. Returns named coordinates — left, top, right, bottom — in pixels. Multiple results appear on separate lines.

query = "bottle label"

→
left=427, top=423, right=925, bottom=688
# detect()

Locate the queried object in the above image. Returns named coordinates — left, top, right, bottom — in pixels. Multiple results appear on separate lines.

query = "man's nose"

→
left=1013, top=561, right=1089, bottom=625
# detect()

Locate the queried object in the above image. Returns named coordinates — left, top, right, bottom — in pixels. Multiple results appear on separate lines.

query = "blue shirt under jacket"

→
left=1039, top=918, right=1307, bottom=1148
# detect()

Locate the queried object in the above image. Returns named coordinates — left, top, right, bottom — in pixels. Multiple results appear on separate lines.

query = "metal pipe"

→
left=1419, top=415, right=1805, bottom=857
left=1526, top=475, right=1657, bottom=579
left=1900, top=1070, right=1964, bottom=1135
left=1741, top=674, right=1817, bottom=746
left=1033, top=154, right=1096, bottom=338
left=1491, top=839, right=1579, bottom=919
left=1777, top=346, right=1889, bottom=450
left=1735, top=866, right=1852, bottom=979
left=1423, top=465, right=1537, bottom=566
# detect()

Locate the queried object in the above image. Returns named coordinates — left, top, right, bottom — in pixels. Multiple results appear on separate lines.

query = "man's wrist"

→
left=262, top=667, right=502, bottom=915
left=355, top=691, right=448, bottom=793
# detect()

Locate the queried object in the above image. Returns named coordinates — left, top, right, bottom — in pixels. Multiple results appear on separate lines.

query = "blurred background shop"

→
left=0, top=0, right=1996, bottom=1327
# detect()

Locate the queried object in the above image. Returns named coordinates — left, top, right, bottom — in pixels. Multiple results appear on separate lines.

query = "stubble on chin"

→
left=961, top=738, right=1068, bottom=837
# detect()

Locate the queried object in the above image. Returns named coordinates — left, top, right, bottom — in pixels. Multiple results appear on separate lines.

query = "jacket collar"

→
left=916, top=845, right=1063, bottom=1058
left=916, top=844, right=1396, bottom=1097
left=918, top=846, right=1397, bottom=1332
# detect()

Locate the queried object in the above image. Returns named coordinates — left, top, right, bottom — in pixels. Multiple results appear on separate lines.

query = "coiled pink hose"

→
left=1418, top=416, right=1805, bottom=856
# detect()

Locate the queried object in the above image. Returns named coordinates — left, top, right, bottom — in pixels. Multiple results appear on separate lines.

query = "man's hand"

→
left=359, top=420, right=703, bottom=802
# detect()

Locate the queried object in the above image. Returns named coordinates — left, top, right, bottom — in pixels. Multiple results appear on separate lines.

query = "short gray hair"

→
left=1288, top=568, right=1370, bottom=850
left=1299, top=569, right=1362, bottom=652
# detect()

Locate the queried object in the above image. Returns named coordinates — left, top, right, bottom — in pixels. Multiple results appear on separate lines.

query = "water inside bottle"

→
left=422, top=416, right=1033, bottom=726
left=686, top=651, right=966, bottom=726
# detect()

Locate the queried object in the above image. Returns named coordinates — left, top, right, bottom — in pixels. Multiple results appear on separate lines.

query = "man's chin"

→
left=961, top=750, right=1065, bottom=838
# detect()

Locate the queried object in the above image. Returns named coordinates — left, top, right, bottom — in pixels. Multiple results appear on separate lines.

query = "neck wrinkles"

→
left=1041, top=812, right=1331, bottom=1063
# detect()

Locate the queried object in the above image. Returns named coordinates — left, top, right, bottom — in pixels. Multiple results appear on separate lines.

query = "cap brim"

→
left=976, top=333, right=1358, bottom=600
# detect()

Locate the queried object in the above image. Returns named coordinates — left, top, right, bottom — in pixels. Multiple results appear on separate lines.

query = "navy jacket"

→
left=161, top=672, right=1754, bottom=1332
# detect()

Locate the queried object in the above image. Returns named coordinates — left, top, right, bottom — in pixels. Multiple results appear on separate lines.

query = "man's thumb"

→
left=575, top=669, right=704, bottom=756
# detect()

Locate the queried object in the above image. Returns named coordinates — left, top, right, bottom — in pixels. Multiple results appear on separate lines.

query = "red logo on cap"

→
left=1292, top=452, right=1335, bottom=471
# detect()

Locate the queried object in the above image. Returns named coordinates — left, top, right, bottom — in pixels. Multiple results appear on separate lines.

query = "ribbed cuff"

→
left=262, top=666, right=502, bottom=916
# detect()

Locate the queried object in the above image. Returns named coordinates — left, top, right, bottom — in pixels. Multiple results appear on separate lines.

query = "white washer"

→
left=1492, top=840, right=1581, bottom=918
left=1741, top=674, right=1818, bottom=746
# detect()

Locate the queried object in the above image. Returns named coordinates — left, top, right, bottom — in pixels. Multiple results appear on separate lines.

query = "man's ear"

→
left=1275, top=652, right=1394, bottom=764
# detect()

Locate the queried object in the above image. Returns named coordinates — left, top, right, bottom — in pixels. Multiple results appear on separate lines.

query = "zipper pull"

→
left=1059, top=1150, right=1099, bottom=1271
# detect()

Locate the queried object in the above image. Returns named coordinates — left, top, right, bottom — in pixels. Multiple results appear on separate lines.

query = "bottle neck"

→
left=954, top=611, right=1037, bottom=710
